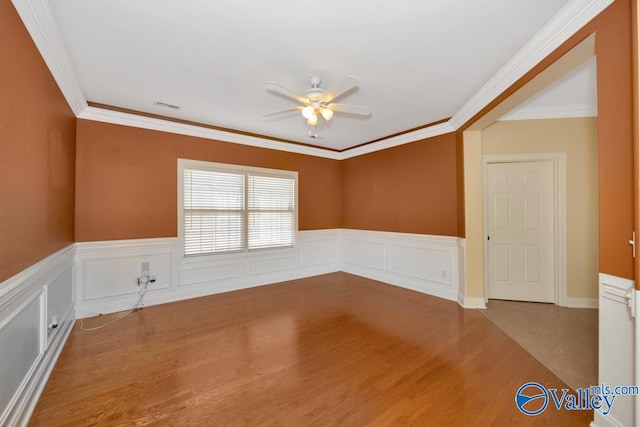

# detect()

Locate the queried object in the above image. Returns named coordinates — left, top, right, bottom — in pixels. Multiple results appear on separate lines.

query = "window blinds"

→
left=247, top=175, right=295, bottom=250
left=183, top=169, right=245, bottom=256
left=183, top=167, right=295, bottom=257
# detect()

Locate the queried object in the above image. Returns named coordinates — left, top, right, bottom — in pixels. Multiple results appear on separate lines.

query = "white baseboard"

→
left=458, top=297, right=487, bottom=309
left=343, top=264, right=458, bottom=301
left=75, top=230, right=343, bottom=317
left=566, top=297, right=598, bottom=309
left=341, top=229, right=462, bottom=303
left=77, top=262, right=341, bottom=317
left=75, top=229, right=467, bottom=316
left=0, top=245, right=75, bottom=427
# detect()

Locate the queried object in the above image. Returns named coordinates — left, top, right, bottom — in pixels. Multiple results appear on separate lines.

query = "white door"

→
left=487, top=161, right=555, bottom=302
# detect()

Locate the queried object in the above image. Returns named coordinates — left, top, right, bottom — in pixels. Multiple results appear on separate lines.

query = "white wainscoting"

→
left=341, top=229, right=463, bottom=303
left=592, top=273, right=634, bottom=427
left=0, top=245, right=75, bottom=427
left=75, top=229, right=468, bottom=316
left=75, top=230, right=343, bottom=317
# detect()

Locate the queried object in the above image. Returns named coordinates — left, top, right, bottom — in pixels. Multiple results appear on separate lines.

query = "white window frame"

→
left=178, top=159, right=298, bottom=260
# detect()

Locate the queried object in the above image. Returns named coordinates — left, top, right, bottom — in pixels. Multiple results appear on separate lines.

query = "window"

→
left=179, top=160, right=297, bottom=257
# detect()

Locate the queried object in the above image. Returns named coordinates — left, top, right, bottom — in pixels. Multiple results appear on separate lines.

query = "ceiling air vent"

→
left=154, top=101, right=180, bottom=110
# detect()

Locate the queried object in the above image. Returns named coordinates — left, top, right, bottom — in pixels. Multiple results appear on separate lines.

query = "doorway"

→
left=486, top=159, right=555, bottom=302
left=483, top=153, right=568, bottom=305
left=478, top=122, right=598, bottom=397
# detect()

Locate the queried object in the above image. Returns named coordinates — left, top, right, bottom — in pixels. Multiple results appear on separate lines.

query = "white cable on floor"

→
left=80, top=310, right=134, bottom=331
left=80, top=276, right=151, bottom=331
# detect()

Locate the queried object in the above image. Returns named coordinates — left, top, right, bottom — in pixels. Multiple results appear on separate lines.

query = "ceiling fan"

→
left=264, top=75, right=372, bottom=126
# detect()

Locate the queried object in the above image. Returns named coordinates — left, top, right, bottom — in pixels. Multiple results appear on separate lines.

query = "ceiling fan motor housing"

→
left=309, top=76, right=322, bottom=88
left=304, top=76, right=325, bottom=101
left=304, top=89, right=325, bottom=101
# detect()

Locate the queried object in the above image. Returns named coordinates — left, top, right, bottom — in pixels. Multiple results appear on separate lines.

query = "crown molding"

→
left=449, top=0, right=612, bottom=130
left=78, top=105, right=455, bottom=161
left=13, top=0, right=611, bottom=159
left=78, top=107, right=342, bottom=160
left=11, top=0, right=87, bottom=115
left=339, top=121, right=456, bottom=159
left=499, top=103, right=597, bottom=121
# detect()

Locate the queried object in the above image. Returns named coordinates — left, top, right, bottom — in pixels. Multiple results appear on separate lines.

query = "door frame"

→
left=482, top=153, right=567, bottom=305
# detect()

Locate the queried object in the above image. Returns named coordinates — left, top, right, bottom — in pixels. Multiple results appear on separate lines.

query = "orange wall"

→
left=75, top=120, right=342, bottom=241
left=0, top=2, right=76, bottom=283
left=341, top=133, right=459, bottom=236
left=594, top=0, right=635, bottom=280
left=77, top=123, right=460, bottom=240
left=633, top=0, right=640, bottom=287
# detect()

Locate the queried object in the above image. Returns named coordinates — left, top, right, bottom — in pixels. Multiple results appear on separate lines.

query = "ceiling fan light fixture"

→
left=265, top=75, right=370, bottom=133
left=320, top=107, right=334, bottom=121
left=301, top=105, right=315, bottom=120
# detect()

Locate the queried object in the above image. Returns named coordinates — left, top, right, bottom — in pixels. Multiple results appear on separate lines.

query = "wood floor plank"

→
left=30, top=272, right=593, bottom=426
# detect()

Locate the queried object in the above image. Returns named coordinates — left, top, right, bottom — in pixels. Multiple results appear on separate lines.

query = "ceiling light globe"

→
left=320, top=107, right=334, bottom=121
left=301, top=106, right=315, bottom=120
left=307, top=114, right=318, bottom=126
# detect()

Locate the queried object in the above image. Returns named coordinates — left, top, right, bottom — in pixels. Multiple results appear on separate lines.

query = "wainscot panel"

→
left=0, top=246, right=75, bottom=426
left=74, top=231, right=342, bottom=317
left=341, top=229, right=462, bottom=302
left=593, top=273, right=634, bottom=427
left=75, top=230, right=468, bottom=316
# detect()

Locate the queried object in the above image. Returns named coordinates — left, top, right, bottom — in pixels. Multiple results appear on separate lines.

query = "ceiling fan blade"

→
left=263, top=106, right=302, bottom=117
left=265, top=82, right=308, bottom=104
left=321, top=75, right=359, bottom=103
left=328, top=103, right=372, bottom=116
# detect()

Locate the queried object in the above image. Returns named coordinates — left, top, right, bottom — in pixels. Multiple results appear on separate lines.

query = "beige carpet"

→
left=480, top=299, right=598, bottom=391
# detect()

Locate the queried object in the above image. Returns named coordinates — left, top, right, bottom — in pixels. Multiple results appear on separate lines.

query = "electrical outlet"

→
left=48, top=315, right=59, bottom=333
left=141, top=262, right=150, bottom=275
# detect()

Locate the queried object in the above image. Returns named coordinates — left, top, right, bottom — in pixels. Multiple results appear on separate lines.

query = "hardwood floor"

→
left=30, top=273, right=592, bottom=426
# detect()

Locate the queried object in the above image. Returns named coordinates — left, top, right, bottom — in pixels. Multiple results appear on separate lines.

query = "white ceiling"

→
left=12, top=0, right=613, bottom=155
left=43, top=0, right=592, bottom=152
